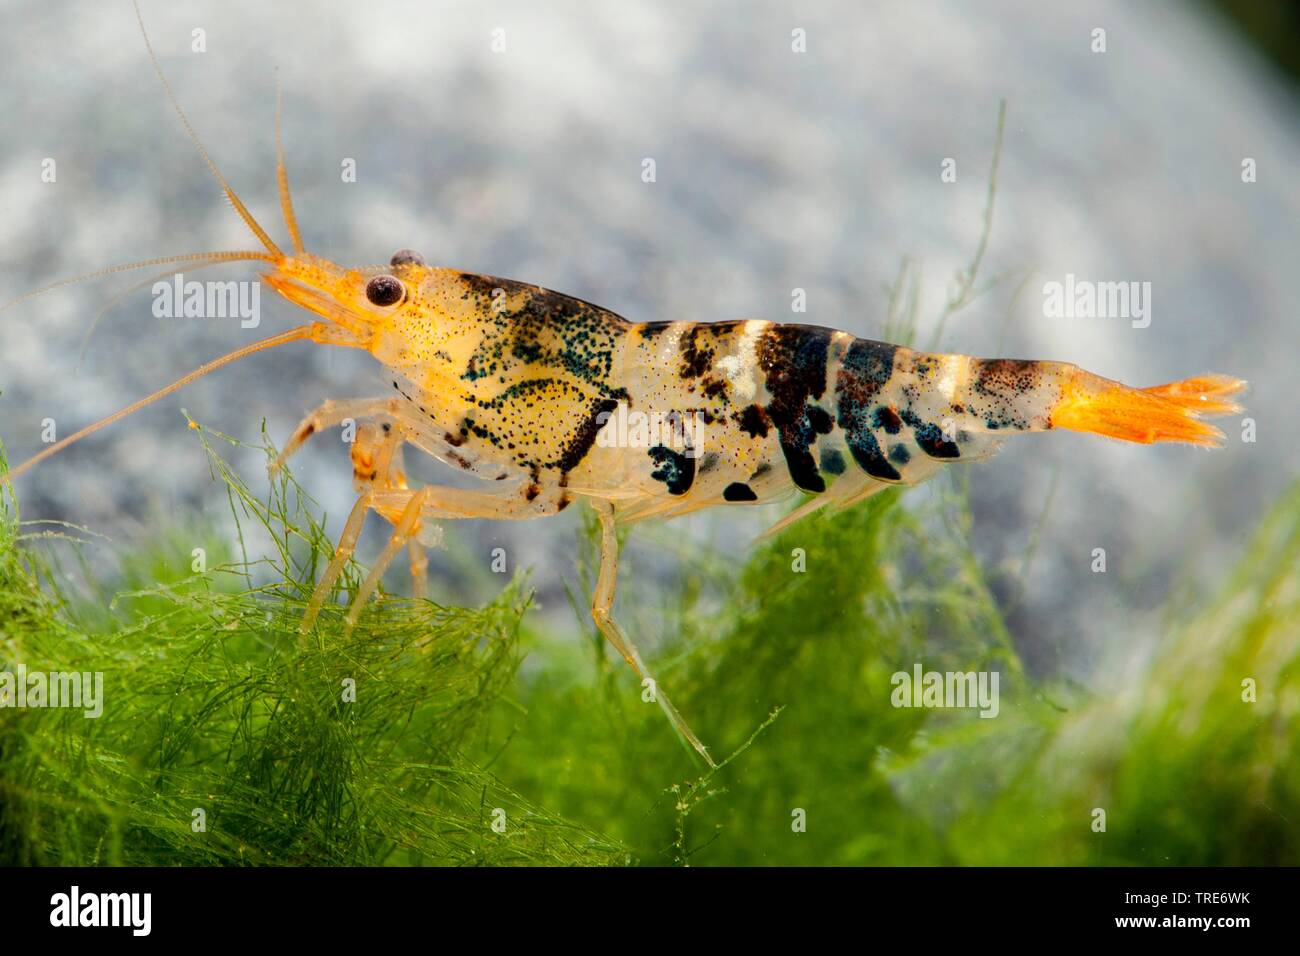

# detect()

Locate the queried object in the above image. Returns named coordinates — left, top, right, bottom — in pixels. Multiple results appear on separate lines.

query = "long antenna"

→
left=0, top=250, right=275, bottom=316
left=75, top=255, right=268, bottom=364
left=276, top=71, right=306, bottom=254
left=133, top=0, right=285, bottom=259
left=2, top=325, right=316, bottom=484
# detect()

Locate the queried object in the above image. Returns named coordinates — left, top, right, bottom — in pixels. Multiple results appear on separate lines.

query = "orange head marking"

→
left=261, top=249, right=439, bottom=350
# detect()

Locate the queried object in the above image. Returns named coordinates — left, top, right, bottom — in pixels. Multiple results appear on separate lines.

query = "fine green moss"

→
left=0, top=430, right=625, bottom=866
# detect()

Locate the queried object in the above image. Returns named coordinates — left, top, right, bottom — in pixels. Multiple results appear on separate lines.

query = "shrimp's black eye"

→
left=365, top=275, right=405, bottom=307
left=390, top=249, right=425, bottom=267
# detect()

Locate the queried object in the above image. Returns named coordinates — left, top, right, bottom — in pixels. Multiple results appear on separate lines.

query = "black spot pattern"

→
left=873, top=406, right=903, bottom=434
left=559, top=397, right=621, bottom=473
left=912, top=423, right=961, bottom=458
left=444, top=275, right=635, bottom=481
left=722, top=482, right=758, bottom=502
left=459, top=277, right=627, bottom=390
left=835, top=339, right=901, bottom=481
left=738, top=404, right=770, bottom=438
left=819, top=448, right=846, bottom=476
left=972, top=358, right=1042, bottom=430
left=648, top=445, right=695, bottom=496
left=679, top=324, right=714, bottom=379
left=901, top=408, right=960, bottom=459
left=757, top=325, right=835, bottom=493
left=848, top=429, right=900, bottom=480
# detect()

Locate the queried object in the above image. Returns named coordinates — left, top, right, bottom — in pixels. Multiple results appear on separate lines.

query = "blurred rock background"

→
left=2, top=0, right=1296, bottom=679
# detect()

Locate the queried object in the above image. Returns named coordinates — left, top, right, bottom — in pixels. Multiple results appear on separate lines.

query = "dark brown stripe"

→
left=757, top=324, right=835, bottom=493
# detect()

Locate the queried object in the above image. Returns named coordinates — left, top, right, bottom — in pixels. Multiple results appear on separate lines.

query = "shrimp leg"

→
left=302, top=417, right=411, bottom=631
left=271, top=396, right=405, bottom=476
left=299, top=418, right=715, bottom=765
left=344, top=485, right=717, bottom=764
left=343, top=486, right=434, bottom=632
left=305, top=482, right=438, bottom=637
left=283, top=402, right=445, bottom=631
left=303, top=487, right=375, bottom=632
left=407, top=538, right=428, bottom=602
left=590, top=499, right=717, bottom=769
left=307, top=462, right=564, bottom=633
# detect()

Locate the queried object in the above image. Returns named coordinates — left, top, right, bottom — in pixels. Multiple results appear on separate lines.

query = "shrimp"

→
left=1, top=3, right=1246, bottom=769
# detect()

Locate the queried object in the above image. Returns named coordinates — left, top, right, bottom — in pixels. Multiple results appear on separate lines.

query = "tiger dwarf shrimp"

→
left=3, top=5, right=1246, bottom=768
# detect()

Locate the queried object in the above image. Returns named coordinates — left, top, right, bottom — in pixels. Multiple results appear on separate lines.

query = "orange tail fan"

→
left=1050, top=371, right=1246, bottom=447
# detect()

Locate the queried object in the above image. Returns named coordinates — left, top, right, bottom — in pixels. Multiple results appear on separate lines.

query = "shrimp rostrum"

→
left=3, top=8, right=1246, bottom=768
